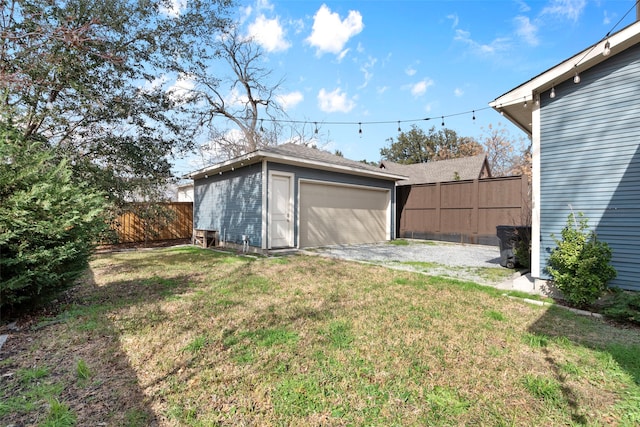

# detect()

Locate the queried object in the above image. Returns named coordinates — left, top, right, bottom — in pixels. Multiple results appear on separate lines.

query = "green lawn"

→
left=1, top=246, right=639, bottom=426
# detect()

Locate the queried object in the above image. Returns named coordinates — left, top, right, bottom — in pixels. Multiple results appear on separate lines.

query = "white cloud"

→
left=447, top=13, right=459, bottom=29
left=255, top=0, right=274, bottom=12
left=358, top=56, right=377, bottom=89
left=377, top=86, right=389, bottom=95
left=167, top=74, right=197, bottom=103
left=291, top=18, right=305, bottom=34
left=248, top=14, right=291, bottom=52
left=603, top=10, right=614, bottom=25
left=337, top=48, right=350, bottom=62
left=317, top=87, right=356, bottom=113
left=239, top=6, right=253, bottom=25
left=410, top=78, right=434, bottom=97
left=306, top=4, right=364, bottom=56
left=277, top=91, right=304, bottom=110
left=454, top=29, right=510, bottom=55
left=516, top=0, right=531, bottom=12
left=454, top=88, right=464, bottom=97
left=405, top=66, right=417, bottom=76
left=540, top=0, right=586, bottom=22
left=514, top=15, right=539, bottom=46
left=160, top=0, right=187, bottom=17
left=144, top=74, right=169, bottom=92
left=225, top=87, right=248, bottom=107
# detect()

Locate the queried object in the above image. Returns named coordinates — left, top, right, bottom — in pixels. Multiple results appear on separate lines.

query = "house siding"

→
left=539, top=42, right=640, bottom=291
left=193, top=163, right=263, bottom=247
left=266, top=162, right=397, bottom=246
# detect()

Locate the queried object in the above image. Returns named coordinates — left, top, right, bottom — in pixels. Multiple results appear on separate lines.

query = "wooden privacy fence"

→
left=397, top=175, right=530, bottom=246
left=111, top=202, right=193, bottom=243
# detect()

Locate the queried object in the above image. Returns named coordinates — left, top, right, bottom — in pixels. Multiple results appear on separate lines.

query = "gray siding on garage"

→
left=266, top=162, right=397, bottom=246
left=193, top=163, right=263, bottom=247
left=539, top=42, right=640, bottom=291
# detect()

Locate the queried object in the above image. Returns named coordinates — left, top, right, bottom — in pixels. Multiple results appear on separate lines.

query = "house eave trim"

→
left=186, top=149, right=408, bottom=181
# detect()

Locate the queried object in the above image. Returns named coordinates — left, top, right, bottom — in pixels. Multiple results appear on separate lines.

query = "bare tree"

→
left=180, top=30, right=289, bottom=161
left=479, top=123, right=531, bottom=177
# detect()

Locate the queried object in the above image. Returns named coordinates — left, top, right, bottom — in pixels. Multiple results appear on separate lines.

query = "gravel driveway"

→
left=309, top=240, right=513, bottom=286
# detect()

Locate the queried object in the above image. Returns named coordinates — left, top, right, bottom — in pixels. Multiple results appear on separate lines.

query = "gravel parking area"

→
left=313, top=240, right=502, bottom=267
left=309, top=239, right=513, bottom=286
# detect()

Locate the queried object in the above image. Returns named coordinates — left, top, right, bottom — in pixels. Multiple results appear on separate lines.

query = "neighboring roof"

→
left=186, top=143, right=408, bottom=181
left=379, top=154, right=490, bottom=185
left=490, top=20, right=640, bottom=136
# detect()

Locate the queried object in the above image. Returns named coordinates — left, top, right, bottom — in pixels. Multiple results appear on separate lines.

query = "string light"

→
left=472, top=110, right=476, bottom=122
left=550, top=86, right=556, bottom=99
left=260, top=118, right=264, bottom=132
left=523, top=97, right=527, bottom=108
left=358, top=122, right=362, bottom=135
left=314, top=122, right=318, bottom=134
left=441, top=116, right=445, bottom=126
left=603, top=40, right=611, bottom=56
left=397, top=121, right=401, bottom=132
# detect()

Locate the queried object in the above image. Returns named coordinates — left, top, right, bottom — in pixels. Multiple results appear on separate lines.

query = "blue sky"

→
left=172, top=0, right=639, bottom=175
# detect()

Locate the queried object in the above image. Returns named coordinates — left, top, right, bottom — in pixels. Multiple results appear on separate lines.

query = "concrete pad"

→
left=512, top=273, right=535, bottom=293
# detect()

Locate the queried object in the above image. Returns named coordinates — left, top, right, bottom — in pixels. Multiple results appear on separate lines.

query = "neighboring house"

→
left=379, top=154, right=492, bottom=185
left=490, top=21, right=640, bottom=291
left=185, top=143, right=406, bottom=251
left=176, top=183, right=194, bottom=202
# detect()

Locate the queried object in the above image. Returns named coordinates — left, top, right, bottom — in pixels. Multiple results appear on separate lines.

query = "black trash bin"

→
left=496, top=225, right=531, bottom=269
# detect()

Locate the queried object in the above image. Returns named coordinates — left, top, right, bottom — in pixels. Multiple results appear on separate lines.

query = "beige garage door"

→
left=299, top=181, right=389, bottom=248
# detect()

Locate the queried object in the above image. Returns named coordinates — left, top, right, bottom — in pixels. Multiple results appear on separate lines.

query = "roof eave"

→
left=489, top=21, right=640, bottom=136
left=185, top=149, right=408, bottom=181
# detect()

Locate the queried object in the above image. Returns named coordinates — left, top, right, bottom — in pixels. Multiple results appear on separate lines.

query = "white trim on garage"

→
left=297, top=179, right=391, bottom=248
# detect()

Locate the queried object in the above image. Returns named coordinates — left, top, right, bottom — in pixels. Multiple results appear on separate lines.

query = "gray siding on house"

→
left=193, top=163, right=263, bottom=247
left=266, top=162, right=397, bottom=245
left=539, top=43, right=640, bottom=291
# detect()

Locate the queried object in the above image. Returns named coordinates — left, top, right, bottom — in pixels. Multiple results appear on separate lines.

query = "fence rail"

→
left=111, top=202, right=193, bottom=243
left=397, top=175, right=530, bottom=246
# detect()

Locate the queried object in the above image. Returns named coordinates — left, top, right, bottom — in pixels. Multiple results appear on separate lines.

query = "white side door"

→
left=269, top=173, right=294, bottom=248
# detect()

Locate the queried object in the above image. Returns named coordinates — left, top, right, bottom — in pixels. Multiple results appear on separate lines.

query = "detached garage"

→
left=186, top=143, right=405, bottom=252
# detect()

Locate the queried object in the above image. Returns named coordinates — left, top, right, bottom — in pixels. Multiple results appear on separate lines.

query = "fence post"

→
left=435, top=182, right=441, bottom=233
left=472, top=178, right=480, bottom=238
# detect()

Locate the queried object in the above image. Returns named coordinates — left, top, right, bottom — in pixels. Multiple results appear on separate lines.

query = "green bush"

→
left=599, top=289, right=640, bottom=326
left=0, top=124, right=108, bottom=312
left=547, top=212, right=616, bottom=308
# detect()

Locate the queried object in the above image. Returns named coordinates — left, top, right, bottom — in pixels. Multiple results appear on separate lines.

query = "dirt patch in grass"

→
left=2, top=246, right=639, bottom=426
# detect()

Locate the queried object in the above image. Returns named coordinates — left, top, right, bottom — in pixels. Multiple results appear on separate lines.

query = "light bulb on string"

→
left=441, top=116, right=444, bottom=126
left=573, top=65, right=581, bottom=84
left=472, top=110, right=476, bottom=122
left=550, top=86, right=556, bottom=99
left=358, top=122, right=362, bottom=135
left=314, top=122, right=318, bottom=134
left=260, top=119, right=265, bottom=132
left=523, top=97, right=527, bottom=108
left=397, top=121, right=401, bottom=132
left=603, top=40, right=611, bottom=56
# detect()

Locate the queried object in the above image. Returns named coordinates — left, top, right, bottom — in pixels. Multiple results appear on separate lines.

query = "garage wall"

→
left=266, top=162, right=397, bottom=247
left=194, top=163, right=263, bottom=247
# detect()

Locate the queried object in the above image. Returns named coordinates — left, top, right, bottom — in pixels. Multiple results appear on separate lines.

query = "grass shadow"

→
left=527, top=304, right=640, bottom=423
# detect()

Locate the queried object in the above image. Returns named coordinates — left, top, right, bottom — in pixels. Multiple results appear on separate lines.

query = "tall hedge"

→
left=0, top=124, right=108, bottom=312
